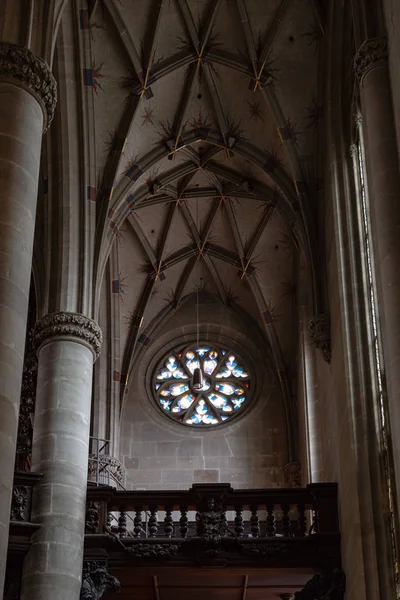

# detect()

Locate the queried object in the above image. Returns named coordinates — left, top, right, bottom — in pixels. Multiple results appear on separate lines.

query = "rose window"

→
left=153, top=344, right=250, bottom=426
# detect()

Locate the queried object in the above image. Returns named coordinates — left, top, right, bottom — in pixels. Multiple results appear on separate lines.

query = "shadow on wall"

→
left=120, top=295, right=288, bottom=490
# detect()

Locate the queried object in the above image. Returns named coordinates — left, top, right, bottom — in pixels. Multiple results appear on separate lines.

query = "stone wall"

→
left=120, top=296, right=288, bottom=490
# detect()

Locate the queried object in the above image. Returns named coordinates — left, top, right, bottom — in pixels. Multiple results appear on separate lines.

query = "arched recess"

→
left=97, top=158, right=303, bottom=461
left=119, top=295, right=290, bottom=490
left=126, top=291, right=296, bottom=464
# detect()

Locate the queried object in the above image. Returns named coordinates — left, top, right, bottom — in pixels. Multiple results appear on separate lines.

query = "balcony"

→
left=85, top=482, right=341, bottom=598
left=8, top=476, right=342, bottom=599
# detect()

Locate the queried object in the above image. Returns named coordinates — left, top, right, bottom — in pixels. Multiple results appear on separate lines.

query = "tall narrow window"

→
left=357, top=139, right=400, bottom=595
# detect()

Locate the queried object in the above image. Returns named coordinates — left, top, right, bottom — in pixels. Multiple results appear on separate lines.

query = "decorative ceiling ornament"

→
left=309, top=313, right=331, bottom=363
left=354, top=36, right=388, bottom=84
left=153, top=343, right=251, bottom=427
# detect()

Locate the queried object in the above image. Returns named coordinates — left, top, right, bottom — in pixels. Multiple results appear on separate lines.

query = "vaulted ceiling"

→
left=84, top=0, right=323, bottom=398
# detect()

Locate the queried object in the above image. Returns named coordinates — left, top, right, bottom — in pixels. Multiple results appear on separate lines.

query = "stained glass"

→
left=186, top=358, right=200, bottom=374
left=170, top=383, right=189, bottom=396
left=215, top=383, right=235, bottom=395
left=232, top=397, right=245, bottom=410
left=208, top=393, right=228, bottom=408
left=196, top=347, right=210, bottom=357
left=204, top=359, right=218, bottom=375
left=172, top=368, right=187, bottom=379
left=154, top=343, right=251, bottom=427
left=177, top=394, right=195, bottom=409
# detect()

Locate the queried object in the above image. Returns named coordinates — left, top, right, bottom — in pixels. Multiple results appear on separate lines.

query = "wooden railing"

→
left=85, top=483, right=341, bottom=569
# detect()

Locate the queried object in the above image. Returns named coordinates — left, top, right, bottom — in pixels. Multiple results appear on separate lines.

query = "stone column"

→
left=0, top=43, right=56, bottom=594
left=354, top=37, right=400, bottom=520
left=21, top=313, right=102, bottom=600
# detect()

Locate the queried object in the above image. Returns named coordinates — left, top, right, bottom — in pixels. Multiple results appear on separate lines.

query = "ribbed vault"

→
left=78, top=0, right=325, bottom=460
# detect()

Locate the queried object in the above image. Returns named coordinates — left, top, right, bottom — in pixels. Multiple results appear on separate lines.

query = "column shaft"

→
left=22, top=340, right=93, bottom=599
left=355, top=38, right=400, bottom=528
left=0, top=83, right=43, bottom=586
left=357, top=41, right=400, bottom=521
left=0, top=83, right=48, bottom=600
left=0, top=42, right=55, bottom=595
left=21, top=313, right=101, bottom=600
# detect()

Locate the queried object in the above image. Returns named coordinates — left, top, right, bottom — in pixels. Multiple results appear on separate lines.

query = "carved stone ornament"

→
left=10, top=485, right=29, bottom=521
left=34, top=312, right=103, bottom=359
left=294, top=570, right=346, bottom=600
left=309, top=313, right=331, bottom=363
left=284, top=461, right=302, bottom=487
left=354, top=36, right=388, bottom=84
left=0, top=42, right=57, bottom=131
left=80, top=561, right=120, bottom=600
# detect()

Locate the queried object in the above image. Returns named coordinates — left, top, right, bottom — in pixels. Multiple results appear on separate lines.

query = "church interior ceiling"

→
left=85, top=0, right=322, bottom=395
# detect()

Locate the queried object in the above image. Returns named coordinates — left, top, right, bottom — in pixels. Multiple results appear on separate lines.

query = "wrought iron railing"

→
left=87, top=436, right=124, bottom=488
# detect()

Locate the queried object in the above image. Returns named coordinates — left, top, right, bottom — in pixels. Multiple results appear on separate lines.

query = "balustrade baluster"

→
left=107, top=511, right=113, bottom=530
left=164, top=506, right=173, bottom=538
left=297, top=503, right=307, bottom=537
left=118, top=509, right=127, bottom=538
left=222, top=507, right=227, bottom=531
left=282, top=504, right=290, bottom=537
left=179, top=506, right=188, bottom=538
left=149, top=506, right=158, bottom=538
left=134, top=507, right=143, bottom=538
left=250, top=506, right=260, bottom=538
left=311, top=508, right=318, bottom=534
left=234, top=506, right=244, bottom=537
left=266, top=504, right=276, bottom=537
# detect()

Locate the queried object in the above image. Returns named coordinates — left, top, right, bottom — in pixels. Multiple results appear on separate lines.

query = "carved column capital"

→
left=309, top=313, right=331, bottom=363
left=80, top=562, right=120, bottom=600
left=34, top=312, right=103, bottom=360
left=354, top=36, right=388, bottom=84
left=0, top=42, right=57, bottom=131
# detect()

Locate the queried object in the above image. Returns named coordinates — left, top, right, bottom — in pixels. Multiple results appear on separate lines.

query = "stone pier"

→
left=21, top=313, right=102, bottom=600
left=0, top=42, right=56, bottom=594
left=355, top=36, right=400, bottom=520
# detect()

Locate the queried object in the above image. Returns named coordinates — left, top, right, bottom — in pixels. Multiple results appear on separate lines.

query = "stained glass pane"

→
left=154, top=343, right=251, bottom=426
left=215, top=382, right=235, bottom=395
left=172, top=368, right=188, bottom=379
left=204, top=359, right=218, bottom=375
left=186, top=359, right=200, bottom=374
left=196, top=347, right=210, bottom=357
left=170, top=383, right=189, bottom=396
left=177, top=394, right=195, bottom=409
left=232, top=397, right=245, bottom=410
left=208, top=393, right=228, bottom=408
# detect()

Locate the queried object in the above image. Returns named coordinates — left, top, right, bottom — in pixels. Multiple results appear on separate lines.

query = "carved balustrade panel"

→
left=85, top=483, right=340, bottom=568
